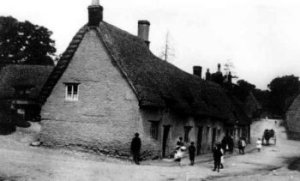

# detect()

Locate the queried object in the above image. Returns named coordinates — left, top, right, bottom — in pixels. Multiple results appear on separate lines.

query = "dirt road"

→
left=0, top=118, right=299, bottom=181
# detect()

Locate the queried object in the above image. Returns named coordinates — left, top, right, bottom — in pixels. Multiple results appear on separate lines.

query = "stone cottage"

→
left=286, top=94, right=300, bottom=139
left=38, top=1, right=249, bottom=158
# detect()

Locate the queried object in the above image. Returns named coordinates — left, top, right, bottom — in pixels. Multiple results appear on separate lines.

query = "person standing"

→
left=221, top=135, right=229, bottom=154
left=188, top=142, right=196, bottom=165
left=131, top=133, right=141, bottom=165
left=212, top=143, right=223, bottom=172
left=241, top=138, right=246, bottom=154
left=238, top=137, right=246, bottom=154
left=176, top=137, right=184, bottom=149
left=256, top=138, right=262, bottom=152
left=220, top=144, right=224, bottom=169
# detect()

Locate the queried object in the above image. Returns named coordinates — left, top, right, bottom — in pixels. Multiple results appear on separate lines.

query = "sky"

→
left=1, top=0, right=300, bottom=90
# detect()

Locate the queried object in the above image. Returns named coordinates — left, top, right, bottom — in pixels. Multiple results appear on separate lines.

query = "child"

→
left=220, top=145, right=224, bottom=169
left=256, top=138, right=262, bottom=152
left=188, top=142, right=196, bottom=165
left=174, top=146, right=186, bottom=166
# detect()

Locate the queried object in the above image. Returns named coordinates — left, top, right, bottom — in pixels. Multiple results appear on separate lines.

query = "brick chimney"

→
left=138, top=20, right=150, bottom=47
left=88, top=0, right=103, bottom=26
left=193, top=66, right=202, bottom=79
left=217, top=63, right=221, bottom=72
left=206, top=69, right=211, bottom=80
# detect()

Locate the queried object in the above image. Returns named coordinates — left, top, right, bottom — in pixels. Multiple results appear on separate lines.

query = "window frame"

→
left=149, top=121, right=159, bottom=140
left=64, top=83, right=80, bottom=101
left=184, top=126, right=192, bottom=142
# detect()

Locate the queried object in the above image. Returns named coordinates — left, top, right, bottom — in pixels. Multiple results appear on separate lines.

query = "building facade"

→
left=38, top=1, right=250, bottom=159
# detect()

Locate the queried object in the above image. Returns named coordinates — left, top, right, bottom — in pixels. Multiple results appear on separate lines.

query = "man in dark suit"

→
left=131, top=133, right=141, bottom=164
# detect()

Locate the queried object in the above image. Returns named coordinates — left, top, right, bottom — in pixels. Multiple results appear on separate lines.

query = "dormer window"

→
left=65, top=83, right=79, bottom=101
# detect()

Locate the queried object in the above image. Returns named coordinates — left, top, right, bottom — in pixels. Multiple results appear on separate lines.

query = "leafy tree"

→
left=0, top=16, right=56, bottom=65
left=268, top=75, right=300, bottom=117
left=233, top=79, right=256, bottom=101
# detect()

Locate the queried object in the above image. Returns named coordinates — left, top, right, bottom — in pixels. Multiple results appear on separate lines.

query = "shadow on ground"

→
left=288, top=157, right=300, bottom=171
left=0, top=123, right=16, bottom=135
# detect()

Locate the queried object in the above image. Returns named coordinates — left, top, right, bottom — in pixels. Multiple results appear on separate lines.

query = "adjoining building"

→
left=0, top=64, right=53, bottom=131
left=38, top=1, right=251, bottom=158
left=286, top=94, right=300, bottom=139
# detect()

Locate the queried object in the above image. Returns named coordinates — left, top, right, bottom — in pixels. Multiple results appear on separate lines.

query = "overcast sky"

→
left=1, top=0, right=300, bottom=89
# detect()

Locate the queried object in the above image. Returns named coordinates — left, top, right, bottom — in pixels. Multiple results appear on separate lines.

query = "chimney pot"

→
left=92, top=0, right=100, bottom=6
left=193, top=66, right=202, bottom=79
left=217, top=63, right=221, bottom=72
left=138, top=20, right=150, bottom=47
left=88, top=0, right=103, bottom=26
left=206, top=69, right=211, bottom=81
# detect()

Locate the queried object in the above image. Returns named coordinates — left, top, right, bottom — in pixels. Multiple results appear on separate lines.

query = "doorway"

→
left=212, top=128, right=217, bottom=148
left=197, top=126, right=203, bottom=155
left=162, top=125, right=171, bottom=158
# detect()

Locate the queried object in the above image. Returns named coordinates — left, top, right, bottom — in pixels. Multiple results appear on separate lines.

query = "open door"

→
left=162, top=125, right=171, bottom=158
left=197, top=126, right=203, bottom=155
left=212, top=128, right=217, bottom=148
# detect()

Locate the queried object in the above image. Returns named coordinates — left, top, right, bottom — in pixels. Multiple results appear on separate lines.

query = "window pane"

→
left=67, top=85, right=72, bottom=95
left=73, top=85, right=78, bottom=95
left=65, top=83, right=79, bottom=101
left=150, top=121, right=159, bottom=140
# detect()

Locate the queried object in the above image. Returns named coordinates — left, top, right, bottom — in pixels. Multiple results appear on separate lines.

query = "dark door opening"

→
left=212, top=128, right=217, bottom=148
left=197, top=126, right=203, bottom=155
left=162, top=125, right=171, bottom=158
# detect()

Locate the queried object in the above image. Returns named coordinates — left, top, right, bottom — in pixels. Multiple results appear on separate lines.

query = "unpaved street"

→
left=0, top=118, right=300, bottom=181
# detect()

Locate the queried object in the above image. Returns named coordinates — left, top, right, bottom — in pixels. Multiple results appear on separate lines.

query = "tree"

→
left=234, top=79, right=256, bottom=101
left=268, top=75, right=300, bottom=117
left=0, top=16, right=56, bottom=65
left=160, top=31, right=175, bottom=62
left=223, top=60, right=238, bottom=78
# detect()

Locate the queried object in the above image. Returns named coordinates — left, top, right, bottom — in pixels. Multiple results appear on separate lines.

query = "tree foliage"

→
left=233, top=79, right=256, bottom=101
left=268, top=75, right=300, bottom=116
left=0, top=16, right=56, bottom=65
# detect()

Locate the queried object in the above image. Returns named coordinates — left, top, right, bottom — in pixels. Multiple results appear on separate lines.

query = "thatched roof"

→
left=39, top=22, right=245, bottom=121
left=0, top=64, right=53, bottom=100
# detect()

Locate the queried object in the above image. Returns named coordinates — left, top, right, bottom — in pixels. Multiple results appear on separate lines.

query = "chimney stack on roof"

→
left=206, top=69, right=211, bottom=80
left=138, top=20, right=150, bottom=47
left=88, top=0, right=103, bottom=26
left=217, top=63, right=221, bottom=72
left=193, top=66, right=202, bottom=79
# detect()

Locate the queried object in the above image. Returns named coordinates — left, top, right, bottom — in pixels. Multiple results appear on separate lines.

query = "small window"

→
left=150, top=121, right=159, bottom=140
left=184, top=126, right=192, bottom=142
left=65, top=83, right=79, bottom=101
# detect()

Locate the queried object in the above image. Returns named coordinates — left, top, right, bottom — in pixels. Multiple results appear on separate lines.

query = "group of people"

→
left=130, top=133, right=263, bottom=168
left=212, top=143, right=224, bottom=172
left=174, top=137, right=196, bottom=166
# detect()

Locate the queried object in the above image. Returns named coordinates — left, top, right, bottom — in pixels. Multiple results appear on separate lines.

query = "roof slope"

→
left=0, top=64, right=53, bottom=100
left=39, top=22, right=237, bottom=120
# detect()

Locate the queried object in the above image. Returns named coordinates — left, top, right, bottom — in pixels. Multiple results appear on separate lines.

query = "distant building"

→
left=38, top=1, right=250, bottom=158
left=0, top=65, right=53, bottom=128
left=286, top=94, right=300, bottom=139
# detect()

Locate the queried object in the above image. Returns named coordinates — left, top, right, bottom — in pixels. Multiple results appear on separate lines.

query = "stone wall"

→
left=40, top=29, right=144, bottom=158
left=40, top=28, right=227, bottom=159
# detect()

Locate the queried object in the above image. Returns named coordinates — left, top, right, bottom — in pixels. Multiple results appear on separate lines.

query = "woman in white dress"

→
left=256, top=138, right=262, bottom=152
